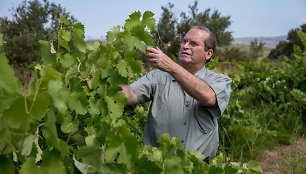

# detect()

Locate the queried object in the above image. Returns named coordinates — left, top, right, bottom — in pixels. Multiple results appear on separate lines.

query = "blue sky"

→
left=1, top=0, right=306, bottom=39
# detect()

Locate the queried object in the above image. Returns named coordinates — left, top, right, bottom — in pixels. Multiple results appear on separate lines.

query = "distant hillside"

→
left=232, top=36, right=287, bottom=48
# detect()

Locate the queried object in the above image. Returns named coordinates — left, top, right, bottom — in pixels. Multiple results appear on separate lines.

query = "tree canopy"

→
left=268, top=24, right=306, bottom=59
left=151, top=1, right=233, bottom=60
left=0, top=0, right=77, bottom=64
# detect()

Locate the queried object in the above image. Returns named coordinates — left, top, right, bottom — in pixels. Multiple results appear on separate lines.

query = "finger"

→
left=147, top=47, right=159, bottom=54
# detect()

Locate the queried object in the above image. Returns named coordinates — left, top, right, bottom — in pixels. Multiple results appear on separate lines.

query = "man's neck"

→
left=180, top=63, right=204, bottom=75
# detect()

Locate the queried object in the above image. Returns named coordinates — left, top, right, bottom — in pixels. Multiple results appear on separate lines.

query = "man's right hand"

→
left=120, top=84, right=138, bottom=106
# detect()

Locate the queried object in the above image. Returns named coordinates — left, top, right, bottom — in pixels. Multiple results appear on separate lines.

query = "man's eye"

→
left=190, top=41, right=199, bottom=47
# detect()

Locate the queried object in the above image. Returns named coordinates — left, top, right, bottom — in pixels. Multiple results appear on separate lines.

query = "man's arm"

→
left=146, top=47, right=216, bottom=107
left=120, top=84, right=138, bottom=106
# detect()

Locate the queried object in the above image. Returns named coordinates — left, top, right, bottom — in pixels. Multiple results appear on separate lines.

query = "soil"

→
left=260, top=137, right=306, bottom=174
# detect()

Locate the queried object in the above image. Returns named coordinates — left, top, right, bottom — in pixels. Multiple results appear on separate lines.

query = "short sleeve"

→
left=206, top=74, right=232, bottom=118
left=130, top=71, right=156, bottom=105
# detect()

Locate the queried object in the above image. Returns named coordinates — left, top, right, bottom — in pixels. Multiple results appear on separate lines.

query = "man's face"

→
left=178, top=29, right=212, bottom=68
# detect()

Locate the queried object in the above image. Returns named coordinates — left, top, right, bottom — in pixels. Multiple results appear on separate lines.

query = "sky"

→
left=1, top=0, right=306, bottom=39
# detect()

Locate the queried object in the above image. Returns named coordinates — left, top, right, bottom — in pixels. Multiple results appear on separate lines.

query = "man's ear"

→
left=205, top=49, right=213, bottom=61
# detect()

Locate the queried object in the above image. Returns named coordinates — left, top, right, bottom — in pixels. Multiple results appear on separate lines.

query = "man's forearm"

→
left=168, top=63, right=217, bottom=107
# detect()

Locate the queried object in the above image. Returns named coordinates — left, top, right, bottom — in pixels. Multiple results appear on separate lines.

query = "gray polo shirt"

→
left=130, top=66, right=232, bottom=159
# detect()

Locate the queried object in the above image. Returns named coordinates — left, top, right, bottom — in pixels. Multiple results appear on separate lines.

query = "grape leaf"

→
left=117, top=59, right=129, bottom=77
left=124, top=11, right=141, bottom=31
left=30, top=92, right=51, bottom=121
left=0, top=53, right=22, bottom=112
left=60, top=39, right=70, bottom=52
left=20, top=150, right=66, bottom=174
left=21, top=134, right=35, bottom=156
left=68, top=92, right=88, bottom=115
left=3, top=95, right=27, bottom=129
left=48, top=80, right=69, bottom=113
left=38, top=40, right=56, bottom=66
left=61, top=53, right=76, bottom=68
left=106, top=25, right=121, bottom=44
left=60, top=30, right=71, bottom=41
left=142, top=11, right=156, bottom=30
left=247, top=160, right=262, bottom=173
left=59, top=15, right=69, bottom=25
left=61, top=114, right=79, bottom=133
left=72, top=23, right=87, bottom=53
left=0, top=156, right=15, bottom=174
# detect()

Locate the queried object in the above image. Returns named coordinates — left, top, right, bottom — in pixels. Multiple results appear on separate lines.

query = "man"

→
left=121, top=26, right=232, bottom=160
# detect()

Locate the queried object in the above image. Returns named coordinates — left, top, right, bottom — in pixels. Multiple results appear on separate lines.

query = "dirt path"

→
left=260, top=137, right=306, bottom=174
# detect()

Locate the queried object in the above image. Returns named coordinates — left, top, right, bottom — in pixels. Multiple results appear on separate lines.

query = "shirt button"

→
left=184, top=122, right=187, bottom=125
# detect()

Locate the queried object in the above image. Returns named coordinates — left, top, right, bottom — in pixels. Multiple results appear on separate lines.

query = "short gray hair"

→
left=192, top=26, right=217, bottom=52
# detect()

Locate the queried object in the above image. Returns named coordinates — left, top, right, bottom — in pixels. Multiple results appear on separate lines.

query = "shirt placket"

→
left=181, top=91, right=193, bottom=147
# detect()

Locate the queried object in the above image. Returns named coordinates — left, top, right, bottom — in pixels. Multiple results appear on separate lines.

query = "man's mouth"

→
left=180, top=51, right=191, bottom=56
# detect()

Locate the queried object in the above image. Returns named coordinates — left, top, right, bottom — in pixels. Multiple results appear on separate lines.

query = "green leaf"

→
left=21, top=134, right=35, bottom=156
left=163, top=158, right=184, bottom=174
left=68, top=92, right=88, bottom=115
left=105, top=97, right=124, bottom=120
left=73, top=155, right=89, bottom=174
left=208, top=165, right=224, bottom=174
left=72, top=23, right=87, bottom=53
left=88, top=96, right=100, bottom=116
left=61, top=114, right=79, bottom=133
left=142, top=11, right=156, bottom=30
left=117, top=60, right=129, bottom=77
left=3, top=95, right=27, bottom=129
left=0, top=156, right=15, bottom=174
left=61, top=54, right=76, bottom=68
left=96, top=120, right=111, bottom=146
left=106, top=25, right=121, bottom=44
left=107, top=71, right=128, bottom=86
left=65, top=65, right=79, bottom=85
left=48, top=80, right=69, bottom=113
left=60, top=30, right=71, bottom=41
left=224, top=164, right=238, bottom=174
left=42, top=108, right=70, bottom=155
left=20, top=150, right=66, bottom=174
left=124, top=11, right=141, bottom=31
left=59, top=15, right=69, bottom=25
left=247, top=160, right=262, bottom=173
left=60, top=39, right=70, bottom=52
left=0, top=53, right=22, bottom=112
left=30, top=93, right=51, bottom=121
left=135, top=156, right=162, bottom=174
left=38, top=40, right=56, bottom=66
left=76, top=144, right=103, bottom=173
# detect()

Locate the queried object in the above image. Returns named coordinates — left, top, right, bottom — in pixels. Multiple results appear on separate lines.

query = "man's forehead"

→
left=184, top=29, right=208, bottom=41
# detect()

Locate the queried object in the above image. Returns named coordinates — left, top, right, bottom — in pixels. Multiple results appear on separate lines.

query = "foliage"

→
left=219, top=31, right=306, bottom=160
left=151, top=0, right=232, bottom=60
left=268, top=24, right=306, bottom=59
left=0, top=0, right=77, bottom=64
left=0, top=11, right=261, bottom=174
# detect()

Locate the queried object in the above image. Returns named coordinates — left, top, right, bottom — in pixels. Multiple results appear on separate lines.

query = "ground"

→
left=260, top=137, right=306, bottom=174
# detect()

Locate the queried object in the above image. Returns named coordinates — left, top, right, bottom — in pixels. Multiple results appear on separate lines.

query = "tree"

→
left=268, top=24, right=306, bottom=59
left=0, top=0, right=77, bottom=64
left=151, top=1, right=233, bottom=60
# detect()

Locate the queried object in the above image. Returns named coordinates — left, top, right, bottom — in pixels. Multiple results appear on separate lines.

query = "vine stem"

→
left=21, top=77, right=43, bottom=148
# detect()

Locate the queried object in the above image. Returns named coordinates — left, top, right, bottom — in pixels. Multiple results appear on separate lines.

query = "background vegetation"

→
left=0, top=0, right=305, bottom=173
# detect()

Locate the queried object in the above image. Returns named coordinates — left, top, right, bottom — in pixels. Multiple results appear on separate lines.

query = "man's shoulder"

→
left=201, top=68, right=232, bottom=83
